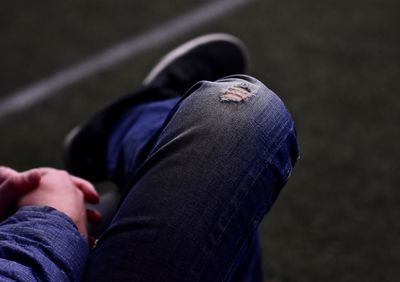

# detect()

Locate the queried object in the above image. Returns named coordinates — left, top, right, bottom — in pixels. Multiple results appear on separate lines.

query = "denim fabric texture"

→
left=84, top=75, right=299, bottom=281
left=0, top=75, right=298, bottom=282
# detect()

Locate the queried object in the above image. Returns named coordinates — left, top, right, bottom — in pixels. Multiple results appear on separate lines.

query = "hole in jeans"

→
left=220, top=82, right=258, bottom=102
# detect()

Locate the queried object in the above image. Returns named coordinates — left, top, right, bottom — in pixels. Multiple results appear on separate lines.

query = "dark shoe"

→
left=63, top=33, right=249, bottom=182
left=143, top=33, right=249, bottom=94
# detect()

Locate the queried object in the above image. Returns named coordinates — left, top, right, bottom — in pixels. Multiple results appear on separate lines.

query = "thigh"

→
left=83, top=75, right=299, bottom=282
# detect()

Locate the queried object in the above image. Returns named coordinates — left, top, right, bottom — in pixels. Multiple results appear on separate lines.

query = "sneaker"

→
left=63, top=33, right=249, bottom=182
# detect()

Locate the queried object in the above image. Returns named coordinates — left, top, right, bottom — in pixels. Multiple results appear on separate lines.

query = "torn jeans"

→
left=84, top=75, right=299, bottom=281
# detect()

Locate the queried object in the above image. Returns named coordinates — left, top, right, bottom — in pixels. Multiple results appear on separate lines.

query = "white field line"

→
left=0, top=0, right=254, bottom=119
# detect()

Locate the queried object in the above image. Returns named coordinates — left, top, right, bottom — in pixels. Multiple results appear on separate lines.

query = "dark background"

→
left=1, top=0, right=399, bottom=281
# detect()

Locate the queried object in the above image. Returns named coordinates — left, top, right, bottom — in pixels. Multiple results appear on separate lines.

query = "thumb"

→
left=0, top=167, right=18, bottom=185
left=19, top=170, right=42, bottom=187
left=7, top=170, right=42, bottom=192
left=0, top=170, right=42, bottom=216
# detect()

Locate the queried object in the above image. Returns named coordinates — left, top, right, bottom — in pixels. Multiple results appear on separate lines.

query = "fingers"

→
left=0, top=168, right=41, bottom=215
left=0, top=166, right=18, bottom=185
left=87, top=208, right=102, bottom=225
left=71, top=176, right=100, bottom=204
left=27, top=168, right=100, bottom=205
left=1, top=166, right=103, bottom=243
left=12, top=170, right=42, bottom=188
left=1, top=167, right=99, bottom=205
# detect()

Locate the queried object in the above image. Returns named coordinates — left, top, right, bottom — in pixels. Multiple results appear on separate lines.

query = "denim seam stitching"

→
left=194, top=118, right=293, bottom=281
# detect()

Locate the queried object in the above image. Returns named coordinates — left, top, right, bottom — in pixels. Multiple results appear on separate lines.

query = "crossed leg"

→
left=83, top=75, right=299, bottom=282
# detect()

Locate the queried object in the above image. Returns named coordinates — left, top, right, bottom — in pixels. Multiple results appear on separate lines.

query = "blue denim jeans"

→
left=83, top=75, right=299, bottom=281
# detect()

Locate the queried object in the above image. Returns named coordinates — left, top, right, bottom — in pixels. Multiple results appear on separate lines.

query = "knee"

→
left=167, top=74, right=298, bottom=163
left=173, top=74, right=299, bottom=181
left=148, top=75, right=299, bottom=184
left=181, top=75, right=295, bottom=137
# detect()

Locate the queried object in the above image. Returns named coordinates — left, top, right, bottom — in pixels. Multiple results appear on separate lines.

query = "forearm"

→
left=0, top=206, right=89, bottom=282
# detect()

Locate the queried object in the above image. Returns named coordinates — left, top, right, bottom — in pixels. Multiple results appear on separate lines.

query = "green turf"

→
left=1, top=0, right=399, bottom=281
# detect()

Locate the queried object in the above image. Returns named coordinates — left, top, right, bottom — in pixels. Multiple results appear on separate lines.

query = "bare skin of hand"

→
left=0, top=167, right=101, bottom=238
left=0, top=167, right=41, bottom=217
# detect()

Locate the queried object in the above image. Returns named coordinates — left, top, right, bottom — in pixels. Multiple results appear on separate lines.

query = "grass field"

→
left=1, top=0, right=399, bottom=281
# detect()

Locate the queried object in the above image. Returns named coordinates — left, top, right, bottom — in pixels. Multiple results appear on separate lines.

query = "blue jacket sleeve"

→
left=0, top=206, right=89, bottom=282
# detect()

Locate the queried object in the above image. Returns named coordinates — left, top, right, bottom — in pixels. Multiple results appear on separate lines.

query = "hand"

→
left=17, top=168, right=101, bottom=238
left=0, top=166, right=41, bottom=219
left=0, top=166, right=101, bottom=238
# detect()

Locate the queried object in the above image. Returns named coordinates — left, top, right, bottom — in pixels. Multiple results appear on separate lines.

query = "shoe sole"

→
left=143, top=33, right=249, bottom=86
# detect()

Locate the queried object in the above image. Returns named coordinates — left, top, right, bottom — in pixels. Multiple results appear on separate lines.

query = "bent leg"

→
left=84, top=75, right=299, bottom=281
left=106, top=95, right=181, bottom=189
left=228, top=230, right=263, bottom=282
